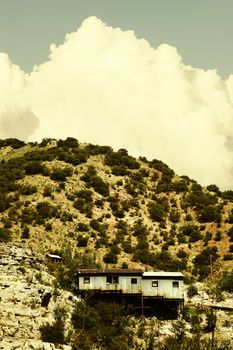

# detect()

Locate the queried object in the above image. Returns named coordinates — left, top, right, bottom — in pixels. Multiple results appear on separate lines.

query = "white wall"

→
left=141, top=279, right=184, bottom=299
left=78, top=275, right=184, bottom=299
left=78, top=275, right=142, bottom=294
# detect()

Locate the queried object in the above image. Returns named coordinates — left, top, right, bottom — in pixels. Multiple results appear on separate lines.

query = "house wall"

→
left=141, top=278, right=184, bottom=299
left=78, top=275, right=184, bottom=299
left=78, top=275, right=142, bottom=294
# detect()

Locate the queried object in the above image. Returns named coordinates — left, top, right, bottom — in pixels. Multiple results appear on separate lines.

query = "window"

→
left=131, top=278, right=137, bottom=284
left=106, top=276, right=112, bottom=284
left=113, top=276, right=119, bottom=284
left=173, top=281, right=179, bottom=288
left=106, top=276, right=119, bottom=284
left=84, top=276, right=90, bottom=284
left=152, top=281, right=158, bottom=287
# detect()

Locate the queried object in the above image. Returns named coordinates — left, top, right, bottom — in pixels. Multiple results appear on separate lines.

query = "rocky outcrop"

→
left=0, top=243, right=75, bottom=350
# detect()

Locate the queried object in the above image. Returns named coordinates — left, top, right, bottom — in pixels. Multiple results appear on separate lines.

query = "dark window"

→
left=152, top=281, right=158, bottom=287
left=106, top=276, right=112, bottom=284
left=84, top=276, right=90, bottom=284
left=106, top=276, right=119, bottom=284
left=173, top=281, right=179, bottom=288
left=131, top=278, right=137, bottom=284
left=113, top=276, right=119, bottom=284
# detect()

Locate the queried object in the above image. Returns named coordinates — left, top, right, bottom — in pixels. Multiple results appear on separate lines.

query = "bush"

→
left=103, top=245, right=120, bottom=264
left=111, top=165, right=129, bottom=176
left=206, top=184, right=220, bottom=195
left=177, top=249, right=188, bottom=259
left=21, top=226, right=30, bottom=239
left=148, top=202, right=168, bottom=222
left=169, top=209, right=180, bottom=223
left=194, top=247, right=219, bottom=279
left=71, top=301, right=131, bottom=350
left=24, top=161, right=44, bottom=175
left=57, top=137, right=79, bottom=148
left=198, top=205, right=221, bottom=223
left=74, top=190, right=93, bottom=217
left=187, top=284, right=198, bottom=298
left=181, top=224, right=201, bottom=242
left=105, top=148, right=140, bottom=170
left=36, top=201, right=55, bottom=219
left=50, top=166, right=73, bottom=182
left=43, top=185, right=53, bottom=197
left=0, top=228, right=11, bottom=242
left=81, top=166, right=109, bottom=197
left=77, top=235, right=89, bottom=247
left=40, top=306, right=66, bottom=344
left=19, top=184, right=37, bottom=195
left=218, top=271, right=233, bottom=293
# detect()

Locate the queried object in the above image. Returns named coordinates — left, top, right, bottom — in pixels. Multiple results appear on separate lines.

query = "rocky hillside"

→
left=0, top=137, right=233, bottom=283
left=1, top=242, right=233, bottom=349
left=0, top=242, right=76, bottom=349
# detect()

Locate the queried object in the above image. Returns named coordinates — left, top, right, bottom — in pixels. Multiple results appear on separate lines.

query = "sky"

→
left=1, top=0, right=233, bottom=77
left=0, top=0, right=233, bottom=189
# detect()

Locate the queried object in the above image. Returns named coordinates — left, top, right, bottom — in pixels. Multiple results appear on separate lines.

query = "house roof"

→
left=77, top=269, right=143, bottom=276
left=142, top=271, right=184, bottom=280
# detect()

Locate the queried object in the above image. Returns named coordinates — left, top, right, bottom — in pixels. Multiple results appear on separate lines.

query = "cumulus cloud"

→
left=0, top=53, right=39, bottom=140
left=1, top=16, right=233, bottom=189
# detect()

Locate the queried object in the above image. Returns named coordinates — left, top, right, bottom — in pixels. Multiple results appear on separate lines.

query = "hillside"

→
left=0, top=137, right=233, bottom=285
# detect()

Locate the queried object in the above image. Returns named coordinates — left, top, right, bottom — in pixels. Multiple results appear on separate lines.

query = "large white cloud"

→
left=0, top=53, right=39, bottom=139
left=1, top=16, right=233, bottom=189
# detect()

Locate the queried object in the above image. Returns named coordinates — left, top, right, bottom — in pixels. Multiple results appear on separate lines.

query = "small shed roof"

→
left=46, top=254, right=62, bottom=259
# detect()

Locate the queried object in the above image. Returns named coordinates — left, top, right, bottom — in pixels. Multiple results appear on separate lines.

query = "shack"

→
left=76, top=269, right=184, bottom=318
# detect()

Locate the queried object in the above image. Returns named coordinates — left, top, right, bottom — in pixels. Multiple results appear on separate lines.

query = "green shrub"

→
left=77, top=235, right=89, bottom=247
left=187, top=284, right=198, bottom=298
left=223, top=254, right=233, bottom=261
left=105, top=148, right=140, bottom=169
left=21, top=207, right=36, bottom=224
left=173, top=180, right=188, bottom=193
left=24, top=161, right=44, bottom=175
left=77, top=222, right=89, bottom=232
left=198, top=205, right=221, bottom=223
left=149, top=159, right=174, bottom=177
left=148, top=201, right=168, bottom=222
left=218, top=271, right=233, bottom=293
left=43, top=185, right=53, bottom=197
left=206, top=184, right=220, bottom=195
left=103, top=249, right=118, bottom=264
left=50, top=166, right=73, bottom=182
left=21, top=226, right=30, bottom=239
left=0, top=228, right=11, bottom=242
left=71, top=301, right=131, bottom=350
left=177, top=249, right=188, bottom=259
left=36, top=201, right=55, bottom=219
left=169, top=209, right=180, bottom=223
left=194, top=246, right=219, bottom=279
left=181, top=224, right=201, bottom=242
left=81, top=166, right=109, bottom=196
left=111, top=165, right=129, bottom=176
left=57, top=137, right=79, bottom=148
left=40, top=306, right=66, bottom=344
left=19, top=184, right=37, bottom=195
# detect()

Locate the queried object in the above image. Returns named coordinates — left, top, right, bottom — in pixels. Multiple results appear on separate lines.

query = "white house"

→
left=76, top=269, right=184, bottom=300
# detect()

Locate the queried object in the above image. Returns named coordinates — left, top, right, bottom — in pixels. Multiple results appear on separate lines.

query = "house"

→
left=76, top=269, right=184, bottom=318
left=76, top=269, right=183, bottom=299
